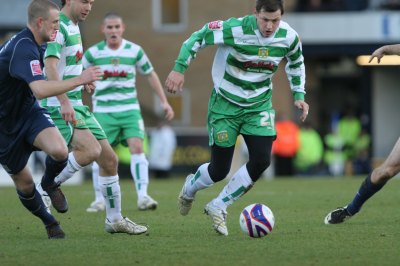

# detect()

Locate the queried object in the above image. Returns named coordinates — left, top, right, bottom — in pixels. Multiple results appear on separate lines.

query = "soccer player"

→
left=0, top=0, right=102, bottom=239
left=40, top=0, right=147, bottom=235
left=82, top=12, right=174, bottom=212
left=165, top=0, right=309, bottom=236
left=324, top=44, right=400, bottom=224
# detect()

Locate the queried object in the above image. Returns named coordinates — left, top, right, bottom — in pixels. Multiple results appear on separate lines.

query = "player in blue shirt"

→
left=0, top=0, right=101, bottom=239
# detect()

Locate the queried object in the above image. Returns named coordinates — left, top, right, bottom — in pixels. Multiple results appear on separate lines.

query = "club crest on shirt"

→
left=208, top=20, right=223, bottom=30
left=30, top=60, right=42, bottom=76
left=258, top=47, right=268, bottom=58
left=111, top=58, right=120, bottom=66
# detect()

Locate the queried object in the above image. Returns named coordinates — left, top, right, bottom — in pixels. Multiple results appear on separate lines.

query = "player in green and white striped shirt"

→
left=166, top=0, right=310, bottom=236
left=41, top=0, right=147, bottom=235
left=82, top=12, right=174, bottom=212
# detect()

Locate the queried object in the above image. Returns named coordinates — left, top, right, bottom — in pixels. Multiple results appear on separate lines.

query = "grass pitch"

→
left=0, top=176, right=399, bottom=266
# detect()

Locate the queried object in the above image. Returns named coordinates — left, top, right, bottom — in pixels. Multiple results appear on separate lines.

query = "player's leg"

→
left=30, top=110, right=72, bottom=213
left=96, top=138, right=147, bottom=235
left=205, top=136, right=273, bottom=236
left=127, top=137, right=158, bottom=210
left=44, top=106, right=102, bottom=185
left=54, top=128, right=101, bottom=185
left=86, top=162, right=105, bottom=212
left=325, top=137, right=400, bottom=224
left=12, top=165, right=64, bottom=239
left=210, top=135, right=273, bottom=210
left=112, top=110, right=157, bottom=210
left=204, top=102, right=275, bottom=235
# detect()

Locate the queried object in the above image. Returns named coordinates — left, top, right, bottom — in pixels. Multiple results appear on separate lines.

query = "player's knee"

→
left=49, top=142, right=69, bottom=161
left=86, top=143, right=102, bottom=162
left=247, top=156, right=270, bottom=182
left=99, top=150, right=118, bottom=172
left=208, top=162, right=230, bottom=182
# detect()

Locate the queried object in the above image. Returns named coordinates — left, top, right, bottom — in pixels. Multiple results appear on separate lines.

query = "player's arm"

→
left=166, top=20, right=227, bottom=93
left=369, top=44, right=400, bottom=63
left=29, top=67, right=102, bottom=99
left=81, top=51, right=96, bottom=111
left=45, top=56, right=76, bottom=123
left=285, top=34, right=308, bottom=122
left=81, top=88, right=94, bottom=112
left=147, top=71, right=174, bottom=121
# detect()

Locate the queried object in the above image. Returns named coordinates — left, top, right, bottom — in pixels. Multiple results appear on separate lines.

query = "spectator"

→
left=338, top=108, right=361, bottom=161
left=148, top=120, right=177, bottom=178
left=324, top=127, right=346, bottom=176
left=294, top=122, right=324, bottom=175
left=272, top=113, right=300, bottom=176
left=352, top=129, right=371, bottom=175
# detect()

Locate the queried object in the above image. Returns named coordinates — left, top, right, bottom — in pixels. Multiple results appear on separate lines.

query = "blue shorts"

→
left=0, top=107, right=55, bottom=175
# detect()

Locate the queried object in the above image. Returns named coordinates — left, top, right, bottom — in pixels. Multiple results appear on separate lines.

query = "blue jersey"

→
left=0, top=28, right=46, bottom=135
left=0, top=28, right=53, bottom=174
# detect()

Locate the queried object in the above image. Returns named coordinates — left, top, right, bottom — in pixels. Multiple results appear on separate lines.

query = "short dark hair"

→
left=255, top=0, right=284, bottom=15
left=28, top=0, right=60, bottom=25
left=103, top=12, right=122, bottom=22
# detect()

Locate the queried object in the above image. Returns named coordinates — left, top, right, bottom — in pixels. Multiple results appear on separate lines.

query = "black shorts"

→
left=0, top=108, right=54, bottom=175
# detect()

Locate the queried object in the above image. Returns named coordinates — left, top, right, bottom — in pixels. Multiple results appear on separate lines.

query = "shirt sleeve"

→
left=82, top=49, right=93, bottom=69
left=136, top=47, right=154, bottom=75
left=9, top=39, right=45, bottom=84
left=45, top=29, right=64, bottom=59
left=285, top=33, right=306, bottom=100
left=173, top=19, right=227, bottom=74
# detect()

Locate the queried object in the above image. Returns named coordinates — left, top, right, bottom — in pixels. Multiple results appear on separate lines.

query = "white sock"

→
left=131, top=153, right=149, bottom=199
left=185, top=163, right=214, bottom=198
left=54, top=152, right=83, bottom=184
left=91, top=162, right=104, bottom=203
left=213, top=165, right=253, bottom=211
left=98, top=175, right=123, bottom=223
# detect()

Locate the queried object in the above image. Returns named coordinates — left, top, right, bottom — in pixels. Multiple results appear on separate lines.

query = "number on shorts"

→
left=260, top=111, right=275, bottom=128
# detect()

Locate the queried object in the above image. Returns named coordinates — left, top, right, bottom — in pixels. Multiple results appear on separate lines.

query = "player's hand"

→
left=369, top=47, right=385, bottom=63
left=84, top=82, right=96, bottom=94
left=294, top=100, right=309, bottom=122
left=162, top=102, right=175, bottom=121
left=60, top=100, right=77, bottom=125
left=81, top=66, right=103, bottom=84
left=165, top=71, right=184, bottom=94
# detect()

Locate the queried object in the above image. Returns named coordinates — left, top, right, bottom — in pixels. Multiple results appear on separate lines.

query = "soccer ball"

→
left=239, top=203, right=275, bottom=238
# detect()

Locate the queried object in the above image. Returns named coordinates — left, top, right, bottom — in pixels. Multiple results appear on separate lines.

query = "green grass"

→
left=0, top=176, right=399, bottom=266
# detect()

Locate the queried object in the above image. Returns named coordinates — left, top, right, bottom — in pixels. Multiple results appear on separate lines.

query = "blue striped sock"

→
left=347, top=175, right=386, bottom=215
left=17, top=188, right=56, bottom=226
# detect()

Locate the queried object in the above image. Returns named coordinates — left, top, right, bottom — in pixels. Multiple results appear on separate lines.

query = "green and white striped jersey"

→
left=42, top=12, right=83, bottom=107
left=173, top=15, right=306, bottom=107
left=82, top=39, right=153, bottom=113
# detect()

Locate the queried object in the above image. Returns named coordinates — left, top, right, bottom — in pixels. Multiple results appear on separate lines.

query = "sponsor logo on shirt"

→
left=208, top=20, right=223, bottom=30
left=30, top=60, right=43, bottom=76
left=243, top=61, right=274, bottom=71
left=103, top=70, right=128, bottom=80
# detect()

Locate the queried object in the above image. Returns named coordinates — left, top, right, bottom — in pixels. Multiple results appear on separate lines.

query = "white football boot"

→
left=105, top=217, right=147, bottom=235
left=138, top=195, right=158, bottom=211
left=178, top=174, right=195, bottom=216
left=86, top=200, right=105, bottom=213
left=204, top=201, right=228, bottom=236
